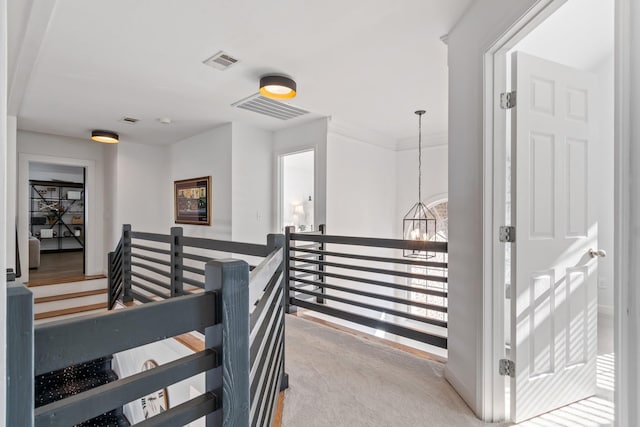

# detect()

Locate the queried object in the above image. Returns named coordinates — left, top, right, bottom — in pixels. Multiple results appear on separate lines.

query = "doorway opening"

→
left=496, top=0, right=615, bottom=424
left=28, top=162, right=86, bottom=283
left=279, top=150, right=315, bottom=233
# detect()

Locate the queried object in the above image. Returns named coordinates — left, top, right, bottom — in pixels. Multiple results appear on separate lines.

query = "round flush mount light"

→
left=259, top=75, right=297, bottom=100
left=91, top=130, right=119, bottom=144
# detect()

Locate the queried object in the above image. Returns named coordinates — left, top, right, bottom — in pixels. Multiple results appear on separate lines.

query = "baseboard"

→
left=444, top=364, right=478, bottom=418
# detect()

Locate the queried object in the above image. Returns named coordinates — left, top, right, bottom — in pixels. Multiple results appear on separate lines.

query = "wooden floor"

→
left=28, top=251, right=85, bottom=284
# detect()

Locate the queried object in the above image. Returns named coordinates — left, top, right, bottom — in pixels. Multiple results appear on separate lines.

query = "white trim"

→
left=274, top=147, right=316, bottom=233
left=18, top=153, right=99, bottom=281
left=614, top=0, right=632, bottom=425
left=481, top=0, right=572, bottom=421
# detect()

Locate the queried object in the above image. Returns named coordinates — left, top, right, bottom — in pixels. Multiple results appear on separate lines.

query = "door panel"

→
left=511, top=51, right=598, bottom=423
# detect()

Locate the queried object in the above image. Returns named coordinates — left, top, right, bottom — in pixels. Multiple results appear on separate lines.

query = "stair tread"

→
left=35, top=289, right=107, bottom=304
left=35, top=302, right=108, bottom=320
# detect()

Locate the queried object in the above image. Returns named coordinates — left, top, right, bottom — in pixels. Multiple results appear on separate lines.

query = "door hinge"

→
left=499, top=359, right=515, bottom=377
left=500, top=91, right=517, bottom=109
left=499, top=226, right=516, bottom=243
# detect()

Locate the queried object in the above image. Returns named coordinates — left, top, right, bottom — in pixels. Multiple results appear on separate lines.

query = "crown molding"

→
left=327, top=118, right=398, bottom=151
left=396, top=132, right=448, bottom=151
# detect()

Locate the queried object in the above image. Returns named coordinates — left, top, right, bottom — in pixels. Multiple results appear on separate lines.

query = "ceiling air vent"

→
left=232, top=94, right=309, bottom=120
left=120, top=116, right=139, bottom=124
left=203, top=51, right=239, bottom=71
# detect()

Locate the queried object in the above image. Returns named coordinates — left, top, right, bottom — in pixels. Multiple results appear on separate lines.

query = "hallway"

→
left=282, top=315, right=614, bottom=427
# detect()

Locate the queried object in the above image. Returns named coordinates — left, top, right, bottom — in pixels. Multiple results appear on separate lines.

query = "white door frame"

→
left=18, top=153, right=98, bottom=281
left=275, top=147, right=316, bottom=233
left=481, top=0, right=632, bottom=423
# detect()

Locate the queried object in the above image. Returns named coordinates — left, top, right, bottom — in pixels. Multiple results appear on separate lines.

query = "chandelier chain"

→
left=417, top=111, right=424, bottom=203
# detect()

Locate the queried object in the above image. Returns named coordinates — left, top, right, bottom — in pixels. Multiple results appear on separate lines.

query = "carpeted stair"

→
left=35, top=356, right=130, bottom=426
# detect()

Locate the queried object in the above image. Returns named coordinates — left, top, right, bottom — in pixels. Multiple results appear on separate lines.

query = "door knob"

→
left=589, top=248, right=607, bottom=258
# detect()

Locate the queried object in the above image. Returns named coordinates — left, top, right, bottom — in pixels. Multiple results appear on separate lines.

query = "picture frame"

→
left=174, top=176, right=211, bottom=225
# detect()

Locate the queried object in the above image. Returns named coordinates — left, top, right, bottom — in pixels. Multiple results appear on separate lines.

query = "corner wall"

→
left=231, top=123, right=273, bottom=244
left=446, top=0, right=538, bottom=418
left=0, top=0, right=7, bottom=415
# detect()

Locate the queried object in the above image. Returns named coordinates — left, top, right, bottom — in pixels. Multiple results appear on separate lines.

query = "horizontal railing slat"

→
left=183, top=277, right=205, bottom=288
left=292, top=299, right=448, bottom=348
left=292, top=246, right=448, bottom=269
left=131, top=261, right=171, bottom=278
left=131, top=252, right=172, bottom=267
left=34, top=292, right=217, bottom=375
left=183, top=252, right=215, bottom=263
left=254, top=340, right=284, bottom=427
left=180, top=236, right=269, bottom=257
left=34, top=350, right=218, bottom=426
left=291, top=276, right=447, bottom=313
left=250, top=275, right=282, bottom=331
left=290, top=233, right=448, bottom=253
left=290, top=267, right=448, bottom=298
left=131, top=280, right=170, bottom=299
left=290, top=288, right=447, bottom=328
left=131, top=290, right=154, bottom=304
left=182, top=264, right=205, bottom=275
left=290, top=256, right=448, bottom=282
left=136, top=393, right=220, bottom=427
left=248, top=248, right=283, bottom=309
left=131, top=271, right=171, bottom=289
left=131, top=243, right=171, bottom=256
left=130, top=231, right=172, bottom=244
left=250, top=301, right=283, bottom=371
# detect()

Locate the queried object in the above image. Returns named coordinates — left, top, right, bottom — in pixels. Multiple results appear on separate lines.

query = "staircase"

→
left=29, top=277, right=108, bottom=323
left=35, top=356, right=130, bottom=426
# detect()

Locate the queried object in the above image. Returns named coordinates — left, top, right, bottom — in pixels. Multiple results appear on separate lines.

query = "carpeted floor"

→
left=282, top=315, right=498, bottom=427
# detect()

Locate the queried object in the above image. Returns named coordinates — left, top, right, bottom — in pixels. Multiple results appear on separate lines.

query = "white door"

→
left=510, top=51, right=599, bottom=423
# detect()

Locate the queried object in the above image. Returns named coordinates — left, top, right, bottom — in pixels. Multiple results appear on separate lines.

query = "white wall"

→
left=6, top=116, right=16, bottom=274
left=623, top=0, right=640, bottom=423
left=17, top=130, right=107, bottom=277
left=170, top=124, right=233, bottom=239
left=114, top=141, right=171, bottom=236
left=273, top=118, right=328, bottom=230
left=0, top=0, right=7, bottom=417
left=103, top=144, right=118, bottom=251
left=231, top=123, right=273, bottom=244
left=326, top=130, right=397, bottom=238
left=396, top=144, right=448, bottom=229
left=446, top=0, right=538, bottom=418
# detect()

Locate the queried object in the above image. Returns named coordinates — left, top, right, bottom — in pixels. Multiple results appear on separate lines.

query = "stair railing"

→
left=7, top=232, right=287, bottom=426
left=285, top=225, right=449, bottom=350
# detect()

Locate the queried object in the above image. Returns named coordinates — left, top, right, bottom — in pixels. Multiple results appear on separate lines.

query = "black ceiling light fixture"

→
left=91, top=130, right=119, bottom=144
left=402, top=110, right=437, bottom=258
left=259, top=75, right=297, bottom=100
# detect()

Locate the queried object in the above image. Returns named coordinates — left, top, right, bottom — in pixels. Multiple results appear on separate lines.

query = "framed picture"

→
left=174, top=176, right=211, bottom=225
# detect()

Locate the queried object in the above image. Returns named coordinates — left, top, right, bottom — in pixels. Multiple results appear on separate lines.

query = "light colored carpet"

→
left=282, top=315, right=498, bottom=427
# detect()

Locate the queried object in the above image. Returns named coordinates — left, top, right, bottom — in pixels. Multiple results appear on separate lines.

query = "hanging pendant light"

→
left=403, top=110, right=437, bottom=258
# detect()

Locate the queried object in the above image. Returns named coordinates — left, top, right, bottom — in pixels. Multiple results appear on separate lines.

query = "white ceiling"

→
left=10, top=0, right=473, bottom=146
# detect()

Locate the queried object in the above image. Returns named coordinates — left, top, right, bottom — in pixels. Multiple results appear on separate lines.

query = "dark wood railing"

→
left=8, top=227, right=287, bottom=427
left=285, top=225, right=448, bottom=349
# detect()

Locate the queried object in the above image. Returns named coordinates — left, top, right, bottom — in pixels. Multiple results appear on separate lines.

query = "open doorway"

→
left=279, top=150, right=315, bottom=233
left=27, top=162, right=86, bottom=283
left=498, top=0, right=615, bottom=424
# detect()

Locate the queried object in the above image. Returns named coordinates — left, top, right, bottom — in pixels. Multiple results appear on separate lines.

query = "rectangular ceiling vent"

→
left=120, top=116, right=139, bottom=124
left=232, top=94, right=309, bottom=120
left=203, top=51, right=239, bottom=71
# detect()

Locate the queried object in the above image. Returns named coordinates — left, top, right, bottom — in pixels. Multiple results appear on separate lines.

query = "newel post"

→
left=204, top=258, right=250, bottom=427
left=317, top=224, right=326, bottom=304
left=170, top=226, right=184, bottom=297
left=284, top=226, right=297, bottom=314
left=6, top=284, right=34, bottom=426
left=267, top=233, right=289, bottom=390
left=122, top=224, right=133, bottom=303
